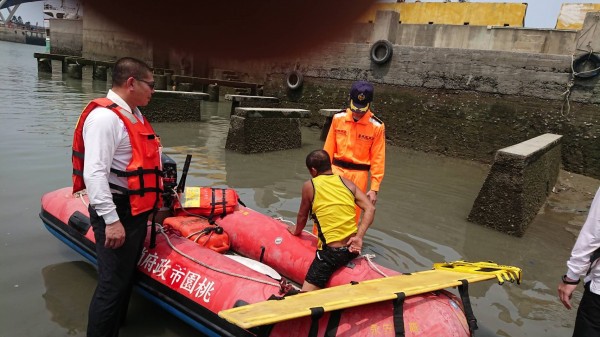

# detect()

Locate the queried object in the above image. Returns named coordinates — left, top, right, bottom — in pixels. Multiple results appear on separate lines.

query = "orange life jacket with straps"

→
left=72, top=97, right=163, bottom=216
left=173, top=187, right=241, bottom=223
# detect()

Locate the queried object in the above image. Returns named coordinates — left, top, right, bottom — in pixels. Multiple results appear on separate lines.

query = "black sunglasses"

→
left=135, top=77, right=156, bottom=89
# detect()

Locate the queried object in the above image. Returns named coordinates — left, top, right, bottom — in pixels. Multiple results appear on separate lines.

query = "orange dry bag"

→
left=163, top=216, right=230, bottom=253
left=173, top=187, right=240, bottom=220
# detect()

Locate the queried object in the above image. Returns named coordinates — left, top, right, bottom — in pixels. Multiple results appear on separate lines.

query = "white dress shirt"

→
left=82, top=90, right=145, bottom=225
left=566, top=187, right=600, bottom=295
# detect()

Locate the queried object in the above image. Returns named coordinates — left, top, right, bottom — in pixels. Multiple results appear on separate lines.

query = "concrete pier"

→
left=319, top=109, right=344, bottom=141
left=37, top=58, right=52, bottom=73
left=141, top=90, right=209, bottom=122
left=225, top=94, right=280, bottom=114
left=225, top=107, right=310, bottom=153
left=67, top=63, right=83, bottom=79
left=154, top=75, right=167, bottom=90
left=93, top=65, right=108, bottom=81
left=468, top=133, right=563, bottom=237
left=208, top=84, right=219, bottom=102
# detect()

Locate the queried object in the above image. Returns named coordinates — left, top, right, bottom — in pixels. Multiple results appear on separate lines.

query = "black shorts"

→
left=305, top=246, right=358, bottom=288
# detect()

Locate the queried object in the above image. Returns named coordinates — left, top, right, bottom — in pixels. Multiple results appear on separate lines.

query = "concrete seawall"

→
left=36, top=8, right=600, bottom=179
left=205, top=12, right=600, bottom=179
left=468, top=133, right=562, bottom=237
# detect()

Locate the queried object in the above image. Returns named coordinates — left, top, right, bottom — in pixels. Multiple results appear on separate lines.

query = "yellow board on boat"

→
left=218, top=261, right=522, bottom=329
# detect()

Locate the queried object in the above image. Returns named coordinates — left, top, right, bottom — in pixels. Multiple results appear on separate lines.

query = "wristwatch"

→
left=562, top=274, right=580, bottom=285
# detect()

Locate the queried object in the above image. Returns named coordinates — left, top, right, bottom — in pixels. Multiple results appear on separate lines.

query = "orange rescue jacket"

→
left=72, top=97, right=163, bottom=215
left=323, top=108, right=385, bottom=191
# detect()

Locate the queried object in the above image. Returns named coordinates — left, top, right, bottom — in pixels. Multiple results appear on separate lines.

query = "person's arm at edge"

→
left=323, top=116, right=338, bottom=163
left=367, top=123, right=385, bottom=199
left=288, top=180, right=313, bottom=236
left=345, top=178, right=375, bottom=253
left=558, top=187, right=600, bottom=309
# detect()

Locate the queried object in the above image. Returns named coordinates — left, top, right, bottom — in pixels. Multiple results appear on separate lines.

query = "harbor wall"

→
left=81, top=8, right=152, bottom=63
left=0, top=25, right=44, bottom=45
left=0, top=25, right=26, bottom=43
left=59, top=10, right=600, bottom=178
left=48, top=19, right=82, bottom=56
left=207, top=12, right=600, bottom=178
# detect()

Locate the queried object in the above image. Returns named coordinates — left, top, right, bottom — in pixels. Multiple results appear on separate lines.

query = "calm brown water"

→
left=0, top=40, right=590, bottom=337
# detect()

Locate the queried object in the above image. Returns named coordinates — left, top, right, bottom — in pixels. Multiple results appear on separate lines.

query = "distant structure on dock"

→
left=43, top=0, right=81, bottom=20
left=556, top=3, right=600, bottom=29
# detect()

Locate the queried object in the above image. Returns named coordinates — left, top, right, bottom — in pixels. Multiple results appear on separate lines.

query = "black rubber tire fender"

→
left=573, top=53, right=600, bottom=79
left=370, top=40, right=394, bottom=65
left=286, top=70, right=303, bottom=90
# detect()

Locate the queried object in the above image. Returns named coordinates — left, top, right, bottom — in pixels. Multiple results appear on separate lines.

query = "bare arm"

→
left=288, top=180, right=313, bottom=236
left=344, top=177, right=375, bottom=253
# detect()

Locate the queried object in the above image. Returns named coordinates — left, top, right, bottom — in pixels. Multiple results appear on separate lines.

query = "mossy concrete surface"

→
left=468, top=134, right=562, bottom=236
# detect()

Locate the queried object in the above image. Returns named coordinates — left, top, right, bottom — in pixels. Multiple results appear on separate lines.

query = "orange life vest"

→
left=163, top=216, right=230, bottom=253
left=173, top=187, right=239, bottom=221
left=72, top=97, right=163, bottom=216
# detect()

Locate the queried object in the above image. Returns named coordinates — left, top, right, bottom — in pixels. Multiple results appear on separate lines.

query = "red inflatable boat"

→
left=40, top=187, right=473, bottom=337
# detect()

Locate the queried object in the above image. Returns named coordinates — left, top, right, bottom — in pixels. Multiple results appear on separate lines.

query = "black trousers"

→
left=87, top=195, right=149, bottom=337
left=573, top=282, right=600, bottom=337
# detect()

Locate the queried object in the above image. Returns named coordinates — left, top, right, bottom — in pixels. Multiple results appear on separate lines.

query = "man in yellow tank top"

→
left=288, top=150, right=375, bottom=291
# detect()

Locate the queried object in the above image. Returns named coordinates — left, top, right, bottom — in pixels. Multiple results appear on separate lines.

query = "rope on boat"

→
left=361, top=254, right=389, bottom=277
left=75, top=190, right=89, bottom=208
left=153, top=223, right=283, bottom=289
left=273, top=217, right=389, bottom=277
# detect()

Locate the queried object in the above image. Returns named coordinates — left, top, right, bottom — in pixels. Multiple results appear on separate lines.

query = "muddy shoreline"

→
left=547, top=170, right=600, bottom=238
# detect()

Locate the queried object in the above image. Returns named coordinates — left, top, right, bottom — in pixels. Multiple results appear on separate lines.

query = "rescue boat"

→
left=40, top=176, right=521, bottom=336
left=40, top=187, right=472, bottom=336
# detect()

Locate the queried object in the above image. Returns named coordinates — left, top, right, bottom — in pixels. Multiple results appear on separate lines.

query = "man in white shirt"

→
left=72, top=57, right=160, bottom=337
left=558, top=187, right=600, bottom=337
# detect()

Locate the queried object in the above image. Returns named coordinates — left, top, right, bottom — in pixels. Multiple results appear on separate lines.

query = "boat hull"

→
left=40, top=187, right=470, bottom=337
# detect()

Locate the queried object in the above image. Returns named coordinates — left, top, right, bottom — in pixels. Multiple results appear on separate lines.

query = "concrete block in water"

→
left=208, top=84, right=219, bottom=102
left=225, top=108, right=310, bottom=153
left=141, top=90, right=208, bottom=122
left=67, top=63, right=83, bottom=79
left=177, top=82, right=194, bottom=92
left=154, top=74, right=167, bottom=90
left=38, top=58, right=52, bottom=73
left=468, top=133, right=562, bottom=237
left=225, top=95, right=281, bottom=114
left=93, top=65, right=107, bottom=81
left=319, top=108, right=344, bottom=141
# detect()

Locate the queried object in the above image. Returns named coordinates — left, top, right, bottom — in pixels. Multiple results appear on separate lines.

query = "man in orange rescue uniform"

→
left=324, top=80, right=385, bottom=219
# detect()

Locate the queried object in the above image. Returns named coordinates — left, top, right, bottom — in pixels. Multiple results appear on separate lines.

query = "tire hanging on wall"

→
left=573, top=53, right=600, bottom=79
left=286, top=70, right=303, bottom=90
left=370, top=40, right=394, bottom=65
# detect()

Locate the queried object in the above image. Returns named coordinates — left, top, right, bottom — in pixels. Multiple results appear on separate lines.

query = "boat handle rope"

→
left=153, top=222, right=287, bottom=291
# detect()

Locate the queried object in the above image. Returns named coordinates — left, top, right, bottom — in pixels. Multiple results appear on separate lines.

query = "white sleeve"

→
left=83, top=108, right=122, bottom=225
left=566, top=187, right=600, bottom=280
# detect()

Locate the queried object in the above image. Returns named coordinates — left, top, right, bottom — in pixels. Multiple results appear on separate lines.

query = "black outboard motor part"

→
left=161, top=153, right=177, bottom=209
left=177, top=154, right=193, bottom=194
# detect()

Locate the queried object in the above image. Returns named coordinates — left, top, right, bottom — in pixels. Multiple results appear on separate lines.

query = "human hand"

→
left=347, top=236, right=363, bottom=254
left=557, top=282, right=578, bottom=309
left=366, top=190, right=377, bottom=205
left=105, top=220, right=126, bottom=249
left=287, top=225, right=300, bottom=236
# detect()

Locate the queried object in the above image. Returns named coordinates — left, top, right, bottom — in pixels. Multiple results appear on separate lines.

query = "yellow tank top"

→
left=311, top=174, right=357, bottom=247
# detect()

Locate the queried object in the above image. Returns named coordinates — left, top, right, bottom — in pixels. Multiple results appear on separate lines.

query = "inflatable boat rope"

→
left=274, top=216, right=390, bottom=278
left=76, top=190, right=288, bottom=291
left=155, top=222, right=289, bottom=291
